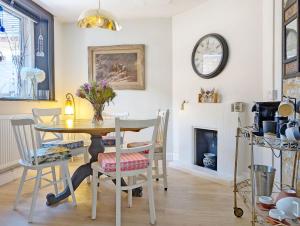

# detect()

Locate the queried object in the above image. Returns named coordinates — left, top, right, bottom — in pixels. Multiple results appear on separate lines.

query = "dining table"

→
left=34, top=118, right=142, bottom=204
left=35, top=118, right=141, bottom=161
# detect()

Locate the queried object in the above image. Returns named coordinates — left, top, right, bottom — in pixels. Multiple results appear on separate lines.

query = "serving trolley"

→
left=233, top=127, right=300, bottom=225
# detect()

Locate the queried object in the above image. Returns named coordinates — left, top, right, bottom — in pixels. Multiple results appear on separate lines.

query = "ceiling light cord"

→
left=98, top=0, right=101, bottom=10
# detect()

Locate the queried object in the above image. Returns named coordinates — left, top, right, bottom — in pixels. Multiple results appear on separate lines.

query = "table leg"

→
left=89, top=135, right=105, bottom=162
left=46, top=135, right=104, bottom=206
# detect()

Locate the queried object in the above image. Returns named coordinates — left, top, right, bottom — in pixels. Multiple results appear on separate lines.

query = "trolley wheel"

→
left=234, top=208, right=244, bottom=218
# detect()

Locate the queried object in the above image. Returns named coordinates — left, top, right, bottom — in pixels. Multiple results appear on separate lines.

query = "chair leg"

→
left=154, top=160, right=159, bottom=181
left=162, top=158, right=168, bottom=191
left=84, top=149, right=91, bottom=184
left=63, top=162, right=77, bottom=206
left=128, top=176, right=133, bottom=208
left=51, top=166, right=59, bottom=195
left=91, top=169, right=98, bottom=220
left=147, top=167, right=156, bottom=224
left=116, top=176, right=122, bottom=226
left=28, top=169, right=42, bottom=223
left=59, top=165, right=67, bottom=188
left=13, top=168, right=28, bottom=210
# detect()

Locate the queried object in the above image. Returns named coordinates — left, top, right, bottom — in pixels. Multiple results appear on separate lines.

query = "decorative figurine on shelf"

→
left=198, top=88, right=219, bottom=103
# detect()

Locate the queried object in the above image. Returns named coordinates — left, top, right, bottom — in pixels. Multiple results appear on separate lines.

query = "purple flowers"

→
left=76, top=81, right=116, bottom=105
left=101, top=80, right=107, bottom=88
left=83, top=83, right=92, bottom=92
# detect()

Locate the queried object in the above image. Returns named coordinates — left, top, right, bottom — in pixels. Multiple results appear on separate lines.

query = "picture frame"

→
left=88, top=44, right=145, bottom=90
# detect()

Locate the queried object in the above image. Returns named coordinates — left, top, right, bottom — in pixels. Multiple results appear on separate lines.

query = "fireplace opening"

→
left=194, top=128, right=218, bottom=171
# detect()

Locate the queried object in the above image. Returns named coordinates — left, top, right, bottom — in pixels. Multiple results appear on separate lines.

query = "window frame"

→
left=0, top=0, right=55, bottom=101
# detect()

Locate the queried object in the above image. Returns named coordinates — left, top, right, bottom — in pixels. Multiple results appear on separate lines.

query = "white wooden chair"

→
left=127, top=109, right=169, bottom=190
left=102, top=112, right=129, bottom=147
left=91, top=117, right=160, bottom=226
left=11, top=118, right=76, bottom=223
left=32, top=108, right=90, bottom=182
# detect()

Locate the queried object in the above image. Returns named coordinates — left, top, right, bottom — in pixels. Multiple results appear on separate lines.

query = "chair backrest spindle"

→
left=11, top=118, right=40, bottom=166
left=157, top=110, right=169, bottom=152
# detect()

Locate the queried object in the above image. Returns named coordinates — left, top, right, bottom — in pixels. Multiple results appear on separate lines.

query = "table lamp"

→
left=64, top=93, right=76, bottom=119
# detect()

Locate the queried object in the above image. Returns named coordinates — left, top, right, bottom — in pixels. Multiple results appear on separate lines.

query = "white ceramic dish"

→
left=276, top=197, right=300, bottom=219
left=259, top=196, right=274, bottom=205
left=269, top=209, right=286, bottom=221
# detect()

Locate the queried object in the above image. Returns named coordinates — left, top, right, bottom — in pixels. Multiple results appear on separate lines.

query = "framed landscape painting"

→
left=88, top=45, right=145, bottom=90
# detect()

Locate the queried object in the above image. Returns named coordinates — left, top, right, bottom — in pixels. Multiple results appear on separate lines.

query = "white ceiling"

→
left=33, top=0, right=205, bottom=22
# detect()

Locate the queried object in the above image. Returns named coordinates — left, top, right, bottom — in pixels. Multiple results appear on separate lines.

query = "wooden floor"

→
left=0, top=160, right=250, bottom=226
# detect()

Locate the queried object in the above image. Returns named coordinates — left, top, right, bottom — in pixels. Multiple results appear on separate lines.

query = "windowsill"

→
left=0, top=98, right=57, bottom=102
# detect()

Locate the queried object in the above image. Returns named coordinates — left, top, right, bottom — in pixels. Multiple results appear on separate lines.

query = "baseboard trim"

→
left=169, top=161, right=246, bottom=186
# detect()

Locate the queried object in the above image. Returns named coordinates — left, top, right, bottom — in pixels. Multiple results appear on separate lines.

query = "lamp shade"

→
left=77, top=8, right=121, bottom=31
left=65, top=99, right=74, bottom=115
left=64, top=93, right=75, bottom=116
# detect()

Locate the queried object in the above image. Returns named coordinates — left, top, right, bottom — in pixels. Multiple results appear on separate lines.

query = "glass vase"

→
left=92, top=104, right=104, bottom=125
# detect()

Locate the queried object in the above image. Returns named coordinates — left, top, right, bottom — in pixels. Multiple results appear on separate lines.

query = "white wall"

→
left=172, top=0, right=263, bottom=179
left=60, top=18, right=173, bottom=155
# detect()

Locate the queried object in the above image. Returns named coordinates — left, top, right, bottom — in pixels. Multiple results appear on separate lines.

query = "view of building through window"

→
left=0, top=5, right=47, bottom=100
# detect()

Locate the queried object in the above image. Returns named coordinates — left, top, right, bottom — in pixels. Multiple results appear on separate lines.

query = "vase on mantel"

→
left=92, top=104, right=104, bottom=125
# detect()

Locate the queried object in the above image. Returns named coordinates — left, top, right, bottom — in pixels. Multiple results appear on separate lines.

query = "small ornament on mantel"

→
left=198, top=88, right=220, bottom=103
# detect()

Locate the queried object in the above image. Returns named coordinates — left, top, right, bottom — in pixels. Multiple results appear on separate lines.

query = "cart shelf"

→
left=236, top=179, right=299, bottom=225
left=233, top=127, right=300, bottom=226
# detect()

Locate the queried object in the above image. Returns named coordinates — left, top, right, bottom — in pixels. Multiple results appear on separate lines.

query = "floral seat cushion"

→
left=32, top=146, right=71, bottom=165
left=42, top=139, right=84, bottom=149
left=98, top=152, right=149, bottom=172
left=102, top=136, right=124, bottom=147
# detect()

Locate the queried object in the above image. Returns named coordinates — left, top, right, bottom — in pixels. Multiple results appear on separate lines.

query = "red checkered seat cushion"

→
left=97, top=152, right=149, bottom=172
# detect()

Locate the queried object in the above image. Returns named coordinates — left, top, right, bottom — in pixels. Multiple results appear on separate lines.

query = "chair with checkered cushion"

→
left=91, top=117, right=160, bottom=226
left=127, top=109, right=169, bottom=191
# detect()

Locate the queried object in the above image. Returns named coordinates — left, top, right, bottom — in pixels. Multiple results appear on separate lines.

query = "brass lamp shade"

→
left=64, top=93, right=76, bottom=117
left=64, top=98, right=74, bottom=115
left=77, top=9, right=121, bottom=31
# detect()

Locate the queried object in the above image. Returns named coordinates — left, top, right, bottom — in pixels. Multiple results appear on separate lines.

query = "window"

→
left=0, top=1, right=54, bottom=100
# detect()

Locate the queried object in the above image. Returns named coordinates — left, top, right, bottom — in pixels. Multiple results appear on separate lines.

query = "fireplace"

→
left=194, top=128, right=218, bottom=171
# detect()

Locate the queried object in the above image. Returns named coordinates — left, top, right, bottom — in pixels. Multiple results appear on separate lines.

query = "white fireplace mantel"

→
left=171, top=102, right=249, bottom=183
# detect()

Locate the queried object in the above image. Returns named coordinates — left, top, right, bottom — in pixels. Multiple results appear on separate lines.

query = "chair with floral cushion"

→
left=32, top=108, right=90, bottom=183
left=11, top=118, right=76, bottom=223
left=91, top=117, right=160, bottom=226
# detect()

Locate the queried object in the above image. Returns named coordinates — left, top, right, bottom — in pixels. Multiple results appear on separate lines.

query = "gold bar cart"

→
left=233, top=127, right=300, bottom=225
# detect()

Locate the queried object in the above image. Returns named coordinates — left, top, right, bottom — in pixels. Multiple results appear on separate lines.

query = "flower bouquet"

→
left=76, top=81, right=116, bottom=124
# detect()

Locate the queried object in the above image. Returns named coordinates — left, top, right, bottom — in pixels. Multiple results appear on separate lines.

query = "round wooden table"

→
left=35, top=119, right=140, bottom=161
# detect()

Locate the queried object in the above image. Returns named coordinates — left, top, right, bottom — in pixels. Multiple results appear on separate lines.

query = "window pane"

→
left=0, top=9, right=21, bottom=98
